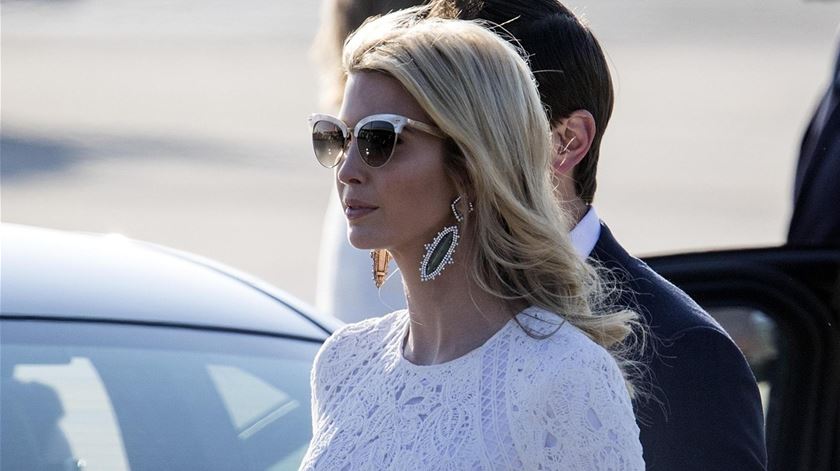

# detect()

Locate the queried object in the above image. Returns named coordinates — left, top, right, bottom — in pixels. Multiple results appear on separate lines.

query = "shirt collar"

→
left=569, top=206, right=601, bottom=259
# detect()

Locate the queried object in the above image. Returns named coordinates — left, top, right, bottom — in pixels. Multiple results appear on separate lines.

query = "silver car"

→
left=0, top=224, right=341, bottom=471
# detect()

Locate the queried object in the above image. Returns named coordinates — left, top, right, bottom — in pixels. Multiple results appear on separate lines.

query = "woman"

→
left=301, top=7, right=644, bottom=470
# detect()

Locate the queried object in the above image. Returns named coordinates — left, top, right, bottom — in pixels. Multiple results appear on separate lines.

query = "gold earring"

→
left=371, top=249, right=392, bottom=288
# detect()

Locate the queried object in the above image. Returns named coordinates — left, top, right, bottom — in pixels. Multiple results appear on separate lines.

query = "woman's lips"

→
left=345, top=206, right=377, bottom=220
left=344, top=199, right=378, bottom=220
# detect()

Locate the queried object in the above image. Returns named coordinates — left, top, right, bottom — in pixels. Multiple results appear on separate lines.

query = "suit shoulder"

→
left=592, top=227, right=725, bottom=338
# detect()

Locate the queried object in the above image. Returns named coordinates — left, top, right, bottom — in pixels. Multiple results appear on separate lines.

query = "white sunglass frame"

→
left=308, top=113, right=445, bottom=168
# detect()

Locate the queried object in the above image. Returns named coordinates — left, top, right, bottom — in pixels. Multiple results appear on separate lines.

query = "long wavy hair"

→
left=344, top=7, right=644, bottom=396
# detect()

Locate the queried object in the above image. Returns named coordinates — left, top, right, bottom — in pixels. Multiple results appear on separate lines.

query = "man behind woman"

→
left=310, top=0, right=766, bottom=469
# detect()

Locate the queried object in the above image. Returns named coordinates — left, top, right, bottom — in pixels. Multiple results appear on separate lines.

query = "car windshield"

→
left=1, top=319, right=319, bottom=471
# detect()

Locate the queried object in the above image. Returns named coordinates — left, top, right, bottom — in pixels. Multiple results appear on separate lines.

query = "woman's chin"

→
left=346, top=230, right=379, bottom=251
left=348, top=240, right=375, bottom=250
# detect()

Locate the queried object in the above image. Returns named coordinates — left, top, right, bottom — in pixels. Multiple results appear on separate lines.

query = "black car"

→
left=646, top=247, right=840, bottom=471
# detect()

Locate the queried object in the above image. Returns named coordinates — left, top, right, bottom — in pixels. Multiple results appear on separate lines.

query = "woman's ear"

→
left=446, top=149, right=473, bottom=201
left=551, top=110, right=596, bottom=177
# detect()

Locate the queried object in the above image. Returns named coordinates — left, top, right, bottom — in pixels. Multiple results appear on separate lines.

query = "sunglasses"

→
left=308, top=113, right=445, bottom=168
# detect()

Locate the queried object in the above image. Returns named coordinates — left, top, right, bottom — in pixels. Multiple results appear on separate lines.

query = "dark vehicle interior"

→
left=646, top=248, right=840, bottom=471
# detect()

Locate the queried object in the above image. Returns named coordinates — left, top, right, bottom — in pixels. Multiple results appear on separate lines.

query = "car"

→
left=0, top=224, right=342, bottom=471
left=3, top=225, right=838, bottom=471
left=646, top=247, right=840, bottom=471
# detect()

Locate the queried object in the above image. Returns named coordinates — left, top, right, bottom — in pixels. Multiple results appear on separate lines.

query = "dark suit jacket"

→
left=591, top=223, right=767, bottom=470
left=788, top=43, right=840, bottom=247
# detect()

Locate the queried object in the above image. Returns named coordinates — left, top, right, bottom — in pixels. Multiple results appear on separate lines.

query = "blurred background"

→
left=2, top=0, right=840, bottom=305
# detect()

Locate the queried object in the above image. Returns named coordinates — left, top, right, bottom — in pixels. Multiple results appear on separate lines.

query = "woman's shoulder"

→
left=510, top=307, right=643, bottom=469
left=510, top=307, right=626, bottom=393
left=330, top=309, right=405, bottom=341
left=514, top=306, right=615, bottom=364
left=314, top=310, right=406, bottom=367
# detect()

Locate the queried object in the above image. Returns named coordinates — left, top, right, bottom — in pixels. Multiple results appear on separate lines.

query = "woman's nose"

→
left=336, top=139, right=366, bottom=185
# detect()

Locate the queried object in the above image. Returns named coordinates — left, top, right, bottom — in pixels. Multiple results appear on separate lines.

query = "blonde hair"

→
left=344, top=7, right=645, bottom=396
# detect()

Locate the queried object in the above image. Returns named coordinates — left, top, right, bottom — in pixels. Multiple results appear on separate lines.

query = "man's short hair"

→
left=431, top=0, right=614, bottom=204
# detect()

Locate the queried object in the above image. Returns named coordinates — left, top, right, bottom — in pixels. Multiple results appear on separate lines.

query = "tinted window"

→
left=1, top=320, right=319, bottom=471
left=707, top=307, right=781, bottom=418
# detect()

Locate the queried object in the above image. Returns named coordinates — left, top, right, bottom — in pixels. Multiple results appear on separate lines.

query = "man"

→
left=437, top=1, right=767, bottom=469
left=788, top=39, right=840, bottom=247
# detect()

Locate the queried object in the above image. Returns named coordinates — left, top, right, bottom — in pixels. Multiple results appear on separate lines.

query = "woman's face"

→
left=337, top=71, right=457, bottom=255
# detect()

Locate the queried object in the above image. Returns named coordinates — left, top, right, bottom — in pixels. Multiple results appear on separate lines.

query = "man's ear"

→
left=551, top=110, right=596, bottom=177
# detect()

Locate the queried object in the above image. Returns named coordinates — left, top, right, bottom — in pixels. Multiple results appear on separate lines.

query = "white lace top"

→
left=300, top=307, right=643, bottom=470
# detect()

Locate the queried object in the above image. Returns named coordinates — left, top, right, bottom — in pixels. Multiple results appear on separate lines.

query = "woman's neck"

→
left=390, top=242, right=524, bottom=365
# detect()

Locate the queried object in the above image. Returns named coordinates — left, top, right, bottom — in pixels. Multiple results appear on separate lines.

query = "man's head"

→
left=431, top=0, right=614, bottom=207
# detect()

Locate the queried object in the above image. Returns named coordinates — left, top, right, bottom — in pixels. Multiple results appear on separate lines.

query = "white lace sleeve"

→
left=308, top=334, right=330, bottom=437
left=303, top=331, right=335, bottom=458
left=514, top=342, right=644, bottom=470
left=301, top=323, right=355, bottom=467
left=300, top=316, right=388, bottom=470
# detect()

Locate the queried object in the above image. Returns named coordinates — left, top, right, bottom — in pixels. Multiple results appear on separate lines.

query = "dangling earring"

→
left=419, top=195, right=474, bottom=282
left=371, top=249, right=392, bottom=288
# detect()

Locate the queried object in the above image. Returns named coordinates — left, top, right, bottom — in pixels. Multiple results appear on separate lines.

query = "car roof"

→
left=0, top=224, right=340, bottom=340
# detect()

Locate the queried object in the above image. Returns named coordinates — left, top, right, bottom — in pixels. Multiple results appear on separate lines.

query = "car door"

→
left=644, top=248, right=840, bottom=471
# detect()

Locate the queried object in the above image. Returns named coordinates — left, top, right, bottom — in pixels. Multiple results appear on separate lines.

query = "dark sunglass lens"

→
left=312, top=120, right=346, bottom=167
left=357, top=121, right=397, bottom=167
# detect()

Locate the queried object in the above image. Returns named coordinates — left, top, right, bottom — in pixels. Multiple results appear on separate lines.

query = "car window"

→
left=9, top=356, right=129, bottom=471
left=1, top=319, right=320, bottom=471
left=707, top=307, right=781, bottom=418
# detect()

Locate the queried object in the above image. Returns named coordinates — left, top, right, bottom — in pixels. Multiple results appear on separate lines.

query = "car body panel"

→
left=0, top=224, right=335, bottom=340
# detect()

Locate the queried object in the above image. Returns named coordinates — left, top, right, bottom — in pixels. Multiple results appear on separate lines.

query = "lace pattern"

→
left=300, top=307, right=643, bottom=470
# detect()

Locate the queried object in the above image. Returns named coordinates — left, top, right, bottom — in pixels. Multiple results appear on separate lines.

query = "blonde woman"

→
left=301, top=7, right=644, bottom=470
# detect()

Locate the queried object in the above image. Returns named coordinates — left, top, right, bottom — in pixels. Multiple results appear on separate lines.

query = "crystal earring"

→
left=371, top=249, right=392, bottom=288
left=419, top=195, right=474, bottom=282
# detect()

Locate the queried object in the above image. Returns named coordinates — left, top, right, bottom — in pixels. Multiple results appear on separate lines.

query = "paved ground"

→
left=3, top=0, right=839, bottom=305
